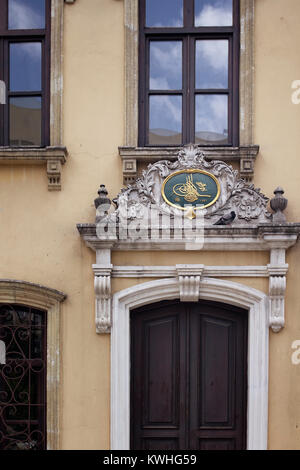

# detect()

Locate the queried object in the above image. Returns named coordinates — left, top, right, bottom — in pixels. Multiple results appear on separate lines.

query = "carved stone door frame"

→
left=110, top=277, right=268, bottom=450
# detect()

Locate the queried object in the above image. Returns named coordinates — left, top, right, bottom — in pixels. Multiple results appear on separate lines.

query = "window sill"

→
left=119, top=145, right=259, bottom=185
left=0, top=146, right=68, bottom=191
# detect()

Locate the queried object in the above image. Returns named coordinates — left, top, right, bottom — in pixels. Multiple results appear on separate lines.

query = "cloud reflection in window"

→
left=150, top=41, right=182, bottom=90
left=195, top=0, right=232, bottom=27
left=195, top=95, right=228, bottom=145
left=146, top=0, right=183, bottom=27
left=196, top=40, right=228, bottom=89
left=8, top=0, right=45, bottom=30
left=10, top=43, right=42, bottom=92
left=149, top=95, right=182, bottom=145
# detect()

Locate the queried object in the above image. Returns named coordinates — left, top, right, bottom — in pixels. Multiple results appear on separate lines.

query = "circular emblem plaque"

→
left=161, top=169, right=220, bottom=210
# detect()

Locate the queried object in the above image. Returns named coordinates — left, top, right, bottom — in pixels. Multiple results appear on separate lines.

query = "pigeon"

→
left=213, top=211, right=236, bottom=226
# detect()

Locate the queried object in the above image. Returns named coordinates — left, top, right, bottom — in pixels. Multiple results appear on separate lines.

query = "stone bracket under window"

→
left=0, top=147, right=68, bottom=191
left=119, top=145, right=259, bottom=185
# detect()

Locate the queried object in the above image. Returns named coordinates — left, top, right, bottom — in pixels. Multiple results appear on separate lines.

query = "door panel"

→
left=189, top=303, right=247, bottom=450
left=200, top=318, right=233, bottom=425
left=131, top=303, right=187, bottom=450
left=145, top=317, right=178, bottom=426
left=131, top=300, right=247, bottom=450
left=198, top=438, right=235, bottom=450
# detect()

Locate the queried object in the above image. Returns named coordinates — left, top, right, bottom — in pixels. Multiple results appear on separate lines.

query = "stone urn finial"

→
left=270, top=187, right=288, bottom=223
left=94, top=184, right=111, bottom=222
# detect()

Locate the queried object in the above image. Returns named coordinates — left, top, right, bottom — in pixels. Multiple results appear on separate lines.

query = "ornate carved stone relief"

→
left=78, top=146, right=299, bottom=335
left=112, top=145, right=271, bottom=225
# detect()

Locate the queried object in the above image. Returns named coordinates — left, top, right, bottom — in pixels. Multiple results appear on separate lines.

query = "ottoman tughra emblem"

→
left=162, top=169, right=220, bottom=212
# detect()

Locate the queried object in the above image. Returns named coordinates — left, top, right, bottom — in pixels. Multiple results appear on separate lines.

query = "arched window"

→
left=0, top=304, right=47, bottom=450
left=0, top=280, right=66, bottom=450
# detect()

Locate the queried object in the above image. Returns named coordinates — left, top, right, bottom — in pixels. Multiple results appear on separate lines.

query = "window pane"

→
left=8, top=0, right=45, bottom=30
left=196, top=40, right=228, bottom=89
left=10, top=97, right=42, bottom=146
left=146, top=0, right=183, bottom=27
left=149, top=95, right=182, bottom=145
left=10, top=43, right=42, bottom=92
left=195, top=0, right=232, bottom=26
left=150, top=41, right=182, bottom=90
left=195, top=95, right=228, bottom=145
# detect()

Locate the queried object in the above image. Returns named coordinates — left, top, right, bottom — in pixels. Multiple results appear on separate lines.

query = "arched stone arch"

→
left=111, top=277, right=269, bottom=450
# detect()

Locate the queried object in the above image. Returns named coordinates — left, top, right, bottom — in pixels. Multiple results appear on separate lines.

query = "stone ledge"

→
left=119, top=145, right=259, bottom=184
left=0, top=146, right=68, bottom=191
left=77, top=223, right=300, bottom=252
left=0, top=146, right=67, bottom=163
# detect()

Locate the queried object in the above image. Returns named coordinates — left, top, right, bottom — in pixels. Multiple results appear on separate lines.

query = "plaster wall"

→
left=0, top=0, right=299, bottom=449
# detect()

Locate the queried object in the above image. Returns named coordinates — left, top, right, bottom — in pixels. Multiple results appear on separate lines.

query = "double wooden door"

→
left=130, top=300, right=247, bottom=450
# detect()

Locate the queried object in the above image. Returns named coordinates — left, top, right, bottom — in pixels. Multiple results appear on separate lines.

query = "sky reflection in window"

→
left=195, top=0, right=232, bottom=26
left=146, top=0, right=183, bottom=27
left=8, top=0, right=45, bottom=30
left=150, top=41, right=182, bottom=90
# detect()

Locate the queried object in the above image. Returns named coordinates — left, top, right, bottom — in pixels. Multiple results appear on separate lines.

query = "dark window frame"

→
left=138, top=0, right=240, bottom=147
left=0, top=0, right=51, bottom=147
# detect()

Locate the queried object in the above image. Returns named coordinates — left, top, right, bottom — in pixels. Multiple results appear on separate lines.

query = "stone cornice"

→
left=119, top=145, right=259, bottom=184
left=119, top=145, right=259, bottom=161
left=110, top=265, right=270, bottom=278
left=0, top=146, right=67, bottom=163
left=77, top=223, right=300, bottom=252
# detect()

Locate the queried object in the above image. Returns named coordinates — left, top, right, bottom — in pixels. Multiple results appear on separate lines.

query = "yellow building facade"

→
left=0, top=0, right=300, bottom=450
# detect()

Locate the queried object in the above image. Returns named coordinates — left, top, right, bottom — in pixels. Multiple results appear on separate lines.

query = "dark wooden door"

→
left=130, top=300, right=247, bottom=450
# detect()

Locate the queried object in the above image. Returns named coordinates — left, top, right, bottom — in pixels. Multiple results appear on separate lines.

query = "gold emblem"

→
left=161, top=169, right=221, bottom=217
left=172, top=174, right=211, bottom=203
